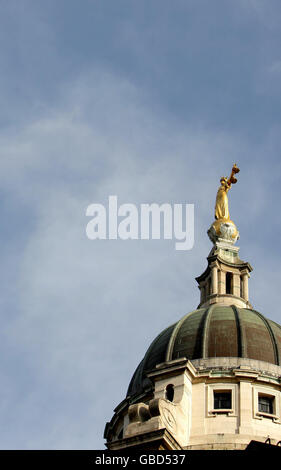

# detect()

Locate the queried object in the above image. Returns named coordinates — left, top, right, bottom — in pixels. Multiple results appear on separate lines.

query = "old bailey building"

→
left=104, top=164, right=281, bottom=451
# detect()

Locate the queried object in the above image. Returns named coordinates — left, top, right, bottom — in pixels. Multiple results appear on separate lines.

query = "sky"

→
left=1, top=0, right=281, bottom=449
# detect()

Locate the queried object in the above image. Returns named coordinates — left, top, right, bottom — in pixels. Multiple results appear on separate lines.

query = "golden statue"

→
left=208, top=164, right=240, bottom=244
left=215, top=163, right=240, bottom=221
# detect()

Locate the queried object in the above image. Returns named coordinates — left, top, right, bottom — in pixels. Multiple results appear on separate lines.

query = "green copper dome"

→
left=127, top=305, right=281, bottom=398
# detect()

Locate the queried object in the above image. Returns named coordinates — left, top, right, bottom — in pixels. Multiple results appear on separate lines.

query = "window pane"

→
left=214, top=392, right=231, bottom=409
left=258, top=396, right=273, bottom=414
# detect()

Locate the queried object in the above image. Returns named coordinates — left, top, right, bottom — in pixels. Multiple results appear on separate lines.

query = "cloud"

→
left=0, top=68, right=250, bottom=448
left=1, top=3, right=281, bottom=449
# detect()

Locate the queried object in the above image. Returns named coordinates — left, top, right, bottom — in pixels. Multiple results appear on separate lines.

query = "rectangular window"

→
left=258, top=395, right=274, bottom=415
left=214, top=391, right=232, bottom=410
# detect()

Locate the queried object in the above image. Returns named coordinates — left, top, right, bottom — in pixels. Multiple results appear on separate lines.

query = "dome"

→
left=127, top=305, right=281, bottom=397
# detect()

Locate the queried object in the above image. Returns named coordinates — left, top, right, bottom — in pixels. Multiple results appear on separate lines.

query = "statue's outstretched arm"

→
left=227, top=163, right=240, bottom=186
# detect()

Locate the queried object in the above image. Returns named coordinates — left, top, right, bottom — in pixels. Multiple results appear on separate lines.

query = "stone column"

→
left=218, top=270, right=226, bottom=294
left=211, top=266, right=218, bottom=295
left=242, top=273, right=249, bottom=302
left=232, top=273, right=240, bottom=298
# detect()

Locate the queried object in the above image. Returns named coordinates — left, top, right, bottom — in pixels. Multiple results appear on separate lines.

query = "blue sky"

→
left=1, top=0, right=281, bottom=449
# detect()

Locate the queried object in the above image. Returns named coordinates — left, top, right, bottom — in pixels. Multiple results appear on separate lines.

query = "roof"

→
left=127, top=305, right=281, bottom=397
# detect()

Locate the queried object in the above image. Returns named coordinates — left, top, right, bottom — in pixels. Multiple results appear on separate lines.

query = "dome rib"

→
left=231, top=305, right=243, bottom=357
left=127, top=306, right=281, bottom=398
left=137, top=325, right=171, bottom=384
left=268, top=320, right=281, bottom=364
left=127, top=323, right=175, bottom=397
left=251, top=309, right=280, bottom=366
left=202, top=305, right=216, bottom=358
left=236, top=307, right=277, bottom=364
left=165, top=309, right=198, bottom=362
